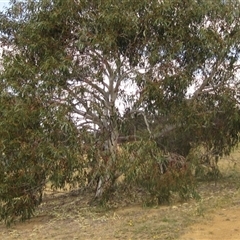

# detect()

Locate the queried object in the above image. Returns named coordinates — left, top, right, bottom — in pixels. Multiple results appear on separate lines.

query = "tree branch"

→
left=192, top=58, right=223, bottom=99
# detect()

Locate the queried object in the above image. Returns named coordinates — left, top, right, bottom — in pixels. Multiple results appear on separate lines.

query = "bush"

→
left=119, top=140, right=198, bottom=204
left=0, top=95, right=83, bottom=225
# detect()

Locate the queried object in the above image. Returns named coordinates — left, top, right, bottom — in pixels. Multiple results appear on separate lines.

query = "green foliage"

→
left=187, top=146, right=222, bottom=182
left=119, top=140, right=197, bottom=204
left=0, top=91, right=82, bottom=225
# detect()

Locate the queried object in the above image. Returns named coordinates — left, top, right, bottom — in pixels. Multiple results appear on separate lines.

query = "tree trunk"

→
left=94, top=128, right=119, bottom=199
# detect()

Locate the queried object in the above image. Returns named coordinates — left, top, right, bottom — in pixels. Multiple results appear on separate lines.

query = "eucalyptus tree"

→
left=133, top=1, right=240, bottom=161
left=0, top=0, right=240, bottom=223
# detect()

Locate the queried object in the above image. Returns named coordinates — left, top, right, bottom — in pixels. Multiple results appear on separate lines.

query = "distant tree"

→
left=0, top=0, right=240, bottom=224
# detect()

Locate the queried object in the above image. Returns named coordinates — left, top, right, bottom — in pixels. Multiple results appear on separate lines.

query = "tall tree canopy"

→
left=0, top=0, right=240, bottom=224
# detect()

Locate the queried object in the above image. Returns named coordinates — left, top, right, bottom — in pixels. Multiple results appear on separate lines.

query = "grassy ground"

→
left=1, top=148, right=240, bottom=240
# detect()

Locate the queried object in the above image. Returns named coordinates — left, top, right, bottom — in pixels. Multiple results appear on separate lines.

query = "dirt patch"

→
left=179, top=207, right=240, bottom=240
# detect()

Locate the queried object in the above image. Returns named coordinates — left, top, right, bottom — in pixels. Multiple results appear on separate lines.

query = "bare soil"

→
left=179, top=207, right=240, bottom=240
left=1, top=152, right=240, bottom=240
